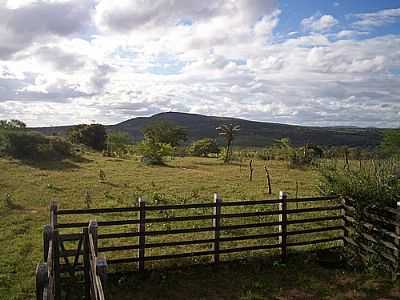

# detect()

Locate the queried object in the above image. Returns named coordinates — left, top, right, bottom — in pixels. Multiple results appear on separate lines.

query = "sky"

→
left=0, top=0, right=400, bottom=128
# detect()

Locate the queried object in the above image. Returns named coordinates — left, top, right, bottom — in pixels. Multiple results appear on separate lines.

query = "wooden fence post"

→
left=53, top=230, right=61, bottom=300
left=249, top=160, right=254, bottom=181
left=82, top=227, right=91, bottom=300
left=138, top=197, right=146, bottom=273
left=341, top=197, right=348, bottom=248
left=279, top=191, right=288, bottom=261
left=50, top=201, right=58, bottom=228
left=213, top=193, right=222, bottom=264
left=88, top=220, right=98, bottom=256
left=96, top=257, right=108, bottom=289
left=36, top=263, right=48, bottom=300
left=43, top=224, right=53, bottom=262
left=394, top=201, right=400, bottom=281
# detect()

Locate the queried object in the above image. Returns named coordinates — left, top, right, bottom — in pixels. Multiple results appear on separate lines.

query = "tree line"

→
left=0, top=118, right=399, bottom=165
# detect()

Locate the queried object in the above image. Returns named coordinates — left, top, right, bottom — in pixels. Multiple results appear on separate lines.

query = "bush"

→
left=319, top=159, right=400, bottom=273
left=319, top=159, right=400, bottom=210
left=188, top=138, right=220, bottom=157
left=68, top=124, right=107, bottom=150
left=105, top=131, right=132, bottom=157
left=137, top=141, right=174, bottom=165
left=0, top=130, right=73, bottom=161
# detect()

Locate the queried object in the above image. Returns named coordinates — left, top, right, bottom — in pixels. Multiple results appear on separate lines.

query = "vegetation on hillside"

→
left=380, top=129, right=400, bottom=157
left=0, top=120, right=73, bottom=161
left=68, top=123, right=107, bottom=150
left=34, top=112, right=385, bottom=148
left=138, top=121, right=187, bottom=164
left=188, top=138, right=220, bottom=157
left=104, top=131, right=132, bottom=158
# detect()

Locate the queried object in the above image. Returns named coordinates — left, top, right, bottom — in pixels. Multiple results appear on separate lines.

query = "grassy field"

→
left=0, top=153, right=397, bottom=299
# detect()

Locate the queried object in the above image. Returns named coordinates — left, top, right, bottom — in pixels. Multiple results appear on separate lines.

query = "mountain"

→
left=33, top=112, right=384, bottom=148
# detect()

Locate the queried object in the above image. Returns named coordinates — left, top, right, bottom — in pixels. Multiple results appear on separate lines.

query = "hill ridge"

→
left=32, top=111, right=383, bottom=148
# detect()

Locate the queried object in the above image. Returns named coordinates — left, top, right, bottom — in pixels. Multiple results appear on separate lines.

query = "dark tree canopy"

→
left=188, top=138, right=220, bottom=157
left=0, top=119, right=26, bottom=130
left=216, top=123, right=240, bottom=163
left=142, top=121, right=187, bottom=147
left=68, top=124, right=107, bottom=150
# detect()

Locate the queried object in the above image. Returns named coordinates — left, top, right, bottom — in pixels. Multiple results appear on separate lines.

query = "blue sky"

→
left=0, top=0, right=399, bottom=127
left=278, top=0, right=400, bottom=38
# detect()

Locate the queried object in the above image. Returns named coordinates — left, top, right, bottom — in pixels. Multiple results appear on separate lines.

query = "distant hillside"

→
left=33, top=112, right=384, bottom=148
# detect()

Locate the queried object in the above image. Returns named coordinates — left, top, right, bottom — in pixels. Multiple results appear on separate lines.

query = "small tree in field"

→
left=216, top=124, right=240, bottom=163
left=105, top=131, right=132, bottom=157
left=138, top=121, right=186, bottom=165
left=188, top=138, right=220, bottom=157
left=142, top=121, right=187, bottom=147
left=68, top=124, right=107, bottom=151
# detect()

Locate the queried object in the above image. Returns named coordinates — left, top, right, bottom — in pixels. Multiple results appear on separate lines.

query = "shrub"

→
left=68, top=124, right=107, bottom=150
left=0, top=130, right=73, bottom=161
left=319, top=159, right=400, bottom=273
left=319, top=159, right=400, bottom=210
left=105, top=131, right=132, bottom=157
left=188, top=138, right=220, bottom=157
left=137, top=141, right=174, bottom=165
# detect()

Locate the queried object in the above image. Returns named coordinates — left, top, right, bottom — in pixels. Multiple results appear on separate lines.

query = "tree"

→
left=68, top=124, right=107, bottom=150
left=138, top=121, right=186, bottom=165
left=0, top=119, right=26, bottom=130
left=137, top=141, right=173, bottom=165
left=142, top=121, right=187, bottom=147
left=380, top=129, right=400, bottom=156
left=188, top=138, right=220, bottom=157
left=105, top=131, right=132, bottom=157
left=216, top=123, right=240, bottom=163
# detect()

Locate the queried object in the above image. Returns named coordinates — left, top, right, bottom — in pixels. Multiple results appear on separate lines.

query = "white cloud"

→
left=301, top=14, right=338, bottom=32
left=0, top=0, right=92, bottom=58
left=352, top=8, right=400, bottom=29
left=336, top=30, right=369, bottom=39
left=0, top=1, right=399, bottom=128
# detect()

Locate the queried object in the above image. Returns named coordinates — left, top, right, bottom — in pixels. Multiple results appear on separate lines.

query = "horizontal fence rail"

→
left=342, top=198, right=400, bottom=281
left=38, top=193, right=348, bottom=300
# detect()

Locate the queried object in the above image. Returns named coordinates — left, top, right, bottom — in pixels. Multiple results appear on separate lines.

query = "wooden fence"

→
left=36, top=208, right=107, bottom=300
left=342, top=198, right=400, bottom=280
left=36, top=192, right=345, bottom=299
left=35, top=192, right=400, bottom=300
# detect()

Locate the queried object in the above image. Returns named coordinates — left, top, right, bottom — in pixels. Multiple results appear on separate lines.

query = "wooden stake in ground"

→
left=84, top=190, right=91, bottom=208
left=264, top=164, right=272, bottom=195
left=249, top=159, right=254, bottom=181
left=99, top=169, right=106, bottom=183
left=344, top=148, right=350, bottom=170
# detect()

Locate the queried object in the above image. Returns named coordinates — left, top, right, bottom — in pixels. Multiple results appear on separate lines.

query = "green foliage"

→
left=380, top=129, right=400, bottom=157
left=137, top=141, right=174, bottom=165
left=0, top=119, right=26, bottom=130
left=319, top=159, right=400, bottom=273
left=105, top=131, right=132, bottom=157
left=68, top=124, right=107, bottom=150
left=138, top=121, right=186, bottom=164
left=188, top=138, right=220, bottom=157
left=216, top=123, right=240, bottom=163
left=0, top=130, right=73, bottom=160
left=142, top=121, right=187, bottom=147
left=319, top=159, right=400, bottom=210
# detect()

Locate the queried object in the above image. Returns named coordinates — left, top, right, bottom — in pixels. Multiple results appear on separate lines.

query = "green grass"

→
left=106, top=253, right=399, bottom=300
left=0, top=153, right=397, bottom=299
